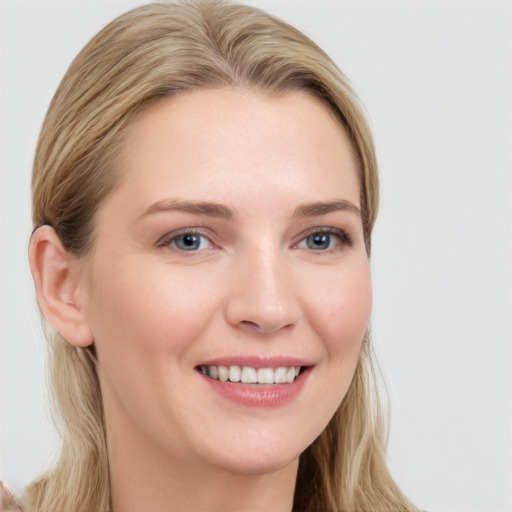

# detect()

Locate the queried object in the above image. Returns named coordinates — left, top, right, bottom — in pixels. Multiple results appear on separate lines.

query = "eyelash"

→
left=294, top=227, right=353, bottom=252
left=156, top=228, right=214, bottom=251
left=156, top=227, right=353, bottom=252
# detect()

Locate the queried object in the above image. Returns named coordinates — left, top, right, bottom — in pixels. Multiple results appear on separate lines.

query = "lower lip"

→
left=200, top=369, right=311, bottom=408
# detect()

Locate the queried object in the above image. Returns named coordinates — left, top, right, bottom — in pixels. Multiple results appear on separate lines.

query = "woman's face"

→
left=79, top=88, right=371, bottom=476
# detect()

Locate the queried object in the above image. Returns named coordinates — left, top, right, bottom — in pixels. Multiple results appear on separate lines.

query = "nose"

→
left=224, top=246, right=301, bottom=335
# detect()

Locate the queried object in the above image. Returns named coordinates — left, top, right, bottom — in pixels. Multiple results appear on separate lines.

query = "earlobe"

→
left=28, top=225, right=94, bottom=347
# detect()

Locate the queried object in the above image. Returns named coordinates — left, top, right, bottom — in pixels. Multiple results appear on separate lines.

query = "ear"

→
left=28, top=225, right=93, bottom=347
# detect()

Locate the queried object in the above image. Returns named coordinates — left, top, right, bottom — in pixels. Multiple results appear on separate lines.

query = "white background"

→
left=1, top=1, right=511, bottom=511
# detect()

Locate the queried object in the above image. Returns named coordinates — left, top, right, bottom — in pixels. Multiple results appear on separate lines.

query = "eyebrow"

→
left=140, top=199, right=235, bottom=220
left=139, top=198, right=360, bottom=221
left=292, top=200, right=361, bottom=218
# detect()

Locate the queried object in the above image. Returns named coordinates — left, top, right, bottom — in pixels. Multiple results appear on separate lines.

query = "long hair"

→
left=26, top=2, right=416, bottom=510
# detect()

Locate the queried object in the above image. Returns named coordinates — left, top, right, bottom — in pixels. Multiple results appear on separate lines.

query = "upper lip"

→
left=197, top=355, right=314, bottom=369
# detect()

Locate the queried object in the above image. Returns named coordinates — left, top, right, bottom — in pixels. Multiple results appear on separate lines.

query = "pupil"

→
left=308, top=234, right=330, bottom=249
left=180, top=234, right=199, bottom=249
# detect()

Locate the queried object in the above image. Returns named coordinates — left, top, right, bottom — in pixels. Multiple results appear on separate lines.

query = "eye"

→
left=157, top=230, right=213, bottom=251
left=305, top=233, right=332, bottom=250
left=296, top=228, right=352, bottom=251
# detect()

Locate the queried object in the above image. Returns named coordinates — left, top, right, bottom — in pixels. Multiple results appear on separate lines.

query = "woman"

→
left=24, top=1, right=417, bottom=510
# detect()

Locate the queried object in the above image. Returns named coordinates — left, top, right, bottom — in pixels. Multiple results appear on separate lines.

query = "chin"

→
left=212, top=450, right=300, bottom=477
left=195, top=426, right=313, bottom=477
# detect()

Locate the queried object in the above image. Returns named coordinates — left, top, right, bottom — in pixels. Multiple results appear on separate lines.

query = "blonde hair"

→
left=27, top=2, right=416, bottom=510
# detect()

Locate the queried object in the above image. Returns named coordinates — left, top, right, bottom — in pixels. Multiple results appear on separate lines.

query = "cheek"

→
left=83, top=258, right=219, bottom=364
left=82, top=260, right=224, bottom=433
left=307, top=260, right=372, bottom=358
left=295, top=260, right=371, bottom=444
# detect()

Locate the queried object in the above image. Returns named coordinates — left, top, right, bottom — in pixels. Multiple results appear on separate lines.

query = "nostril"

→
left=239, top=320, right=259, bottom=329
left=224, top=278, right=301, bottom=334
left=238, top=319, right=294, bottom=335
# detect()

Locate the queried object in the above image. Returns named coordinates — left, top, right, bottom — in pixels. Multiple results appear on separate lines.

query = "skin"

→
left=31, top=88, right=372, bottom=512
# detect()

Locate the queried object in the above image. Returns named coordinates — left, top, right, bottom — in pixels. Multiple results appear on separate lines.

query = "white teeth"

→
left=218, top=366, right=229, bottom=382
left=274, top=367, right=287, bottom=383
left=208, top=366, right=218, bottom=379
left=257, top=368, right=274, bottom=384
left=201, top=364, right=303, bottom=384
left=229, top=365, right=241, bottom=382
left=241, top=366, right=257, bottom=383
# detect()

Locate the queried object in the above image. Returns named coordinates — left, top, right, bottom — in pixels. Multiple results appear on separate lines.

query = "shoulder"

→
left=0, top=482, right=24, bottom=512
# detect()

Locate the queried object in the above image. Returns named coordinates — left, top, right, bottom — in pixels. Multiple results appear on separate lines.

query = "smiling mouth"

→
left=197, top=365, right=304, bottom=384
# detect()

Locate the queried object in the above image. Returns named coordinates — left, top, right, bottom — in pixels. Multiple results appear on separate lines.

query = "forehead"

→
left=112, top=87, right=360, bottom=214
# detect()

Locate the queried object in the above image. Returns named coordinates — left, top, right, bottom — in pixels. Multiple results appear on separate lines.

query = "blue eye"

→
left=159, top=231, right=213, bottom=251
left=297, top=228, right=352, bottom=251
left=306, top=233, right=332, bottom=250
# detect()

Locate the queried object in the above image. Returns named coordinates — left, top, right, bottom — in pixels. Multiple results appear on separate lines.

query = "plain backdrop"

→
left=1, top=1, right=511, bottom=511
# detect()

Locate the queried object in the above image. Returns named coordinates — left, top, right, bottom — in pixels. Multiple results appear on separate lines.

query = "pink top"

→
left=0, top=482, right=23, bottom=512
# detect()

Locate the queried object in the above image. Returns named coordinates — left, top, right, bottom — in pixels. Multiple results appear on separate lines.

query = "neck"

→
left=112, top=462, right=297, bottom=512
left=107, top=416, right=298, bottom=512
left=110, top=446, right=298, bottom=512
